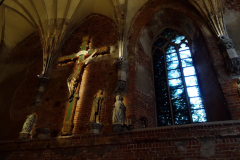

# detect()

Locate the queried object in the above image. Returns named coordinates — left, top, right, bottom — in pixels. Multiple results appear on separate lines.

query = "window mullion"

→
left=175, top=44, right=193, bottom=123
left=163, top=48, right=174, bottom=125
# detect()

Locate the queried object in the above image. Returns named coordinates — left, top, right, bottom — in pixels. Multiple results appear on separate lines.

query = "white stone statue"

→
left=112, top=95, right=125, bottom=125
left=90, top=90, right=104, bottom=123
left=20, top=113, right=36, bottom=134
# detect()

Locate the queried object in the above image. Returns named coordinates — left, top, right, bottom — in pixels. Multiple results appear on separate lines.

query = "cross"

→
left=58, top=36, right=109, bottom=136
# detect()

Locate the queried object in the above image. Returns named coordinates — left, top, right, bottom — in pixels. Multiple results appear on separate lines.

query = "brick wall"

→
left=72, top=58, right=118, bottom=134
left=203, top=36, right=240, bottom=120
left=1, top=121, right=240, bottom=160
left=4, top=14, right=118, bottom=139
left=2, top=1, right=240, bottom=160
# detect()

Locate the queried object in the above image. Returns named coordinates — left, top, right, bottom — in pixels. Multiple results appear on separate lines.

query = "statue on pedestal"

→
left=88, top=90, right=104, bottom=134
left=90, top=90, right=104, bottom=123
left=19, top=113, right=36, bottom=140
left=112, top=95, right=125, bottom=125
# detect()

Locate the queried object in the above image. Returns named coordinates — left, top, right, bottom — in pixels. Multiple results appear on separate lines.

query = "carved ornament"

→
left=219, top=35, right=235, bottom=50
left=61, top=121, right=73, bottom=136
left=114, top=80, right=127, bottom=93
left=226, top=57, right=240, bottom=75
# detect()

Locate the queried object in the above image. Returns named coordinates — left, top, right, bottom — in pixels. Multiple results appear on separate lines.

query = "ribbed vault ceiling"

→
left=0, top=0, right=224, bottom=49
left=0, top=0, right=139, bottom=48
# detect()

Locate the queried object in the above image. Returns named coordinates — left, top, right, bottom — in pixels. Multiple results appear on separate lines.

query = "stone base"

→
left=112, top=124, right=125, bottom=133
left=87, top=123, right=102, bottom=134
left=226, top=57, right=240, bottom=76
left=114, top=80, right=127, bottom=93
left=61, top=121, right=74, bottom=136
left=36, top=128, right=50, bottom=139
left=19, top=132, right=30, bottom=140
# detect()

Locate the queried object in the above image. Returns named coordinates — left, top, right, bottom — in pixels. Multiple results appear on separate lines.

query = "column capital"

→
left=116, top=60, right=128, bottom=71
left=37, top=76, right=49, bottom=87
left=219, top=35, right=235, bottom=50
left=226, top=57, right=240, bottom=76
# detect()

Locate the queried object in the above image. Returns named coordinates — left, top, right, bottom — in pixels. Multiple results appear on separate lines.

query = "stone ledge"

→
left=132, top=120, right=240, bottom=131
left=0, top=120, right=240, bottom=151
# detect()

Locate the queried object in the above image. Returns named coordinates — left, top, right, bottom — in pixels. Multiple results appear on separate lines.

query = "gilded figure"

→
left=90, top=90, right=104, bottom=123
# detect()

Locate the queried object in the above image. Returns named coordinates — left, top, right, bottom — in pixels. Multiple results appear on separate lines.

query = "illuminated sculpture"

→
left=90, top=90, right=104, bottom=123
left=112, top=95, right=125, bottom=125
left=87, top=90, right=105, bottom=134
left=67, top=73, right=80, bottom=102
left=19, top=113, right=36, bottom=140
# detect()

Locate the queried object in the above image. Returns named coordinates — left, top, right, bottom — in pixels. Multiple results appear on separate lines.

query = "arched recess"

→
left=6, top=13, right=118, bottom=138
left=125, top=1, right=231, bottom=128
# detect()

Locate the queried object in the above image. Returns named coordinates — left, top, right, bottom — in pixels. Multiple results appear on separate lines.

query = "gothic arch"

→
left=10, top=13, right=118, bottom=132
left=125, top=3, right=231, bottom=128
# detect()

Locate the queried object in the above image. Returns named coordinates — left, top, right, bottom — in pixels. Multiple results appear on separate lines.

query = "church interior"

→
left=1, top=0, right=240, bottom=159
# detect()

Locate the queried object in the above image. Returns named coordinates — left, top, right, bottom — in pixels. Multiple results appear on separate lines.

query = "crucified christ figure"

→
left=58, top=36, right=109, bottom=136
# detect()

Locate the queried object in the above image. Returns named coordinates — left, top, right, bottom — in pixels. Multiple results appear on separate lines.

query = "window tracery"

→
left=152, top=28, right=207, bottom=126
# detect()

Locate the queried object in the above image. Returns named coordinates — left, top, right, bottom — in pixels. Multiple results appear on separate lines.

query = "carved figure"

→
left=220, top=35, right=235, bottom=50
left=20, top=113, right=36, bottom=134
left=67, top=73, right=79, bottom=102
left=237, top=77, right=240, bottom=97
left=90, top=90, right=104, bottom=123
left=112, top=95, right=125, bottom=125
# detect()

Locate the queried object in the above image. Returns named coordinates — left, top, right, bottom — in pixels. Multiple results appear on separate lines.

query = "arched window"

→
left=152, top=28, right=207, bottom=126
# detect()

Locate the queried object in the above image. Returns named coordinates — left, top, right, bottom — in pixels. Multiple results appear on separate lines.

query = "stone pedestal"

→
left=19, top=132, right=30, bottom=140
left=87, top=123, right=102, bottom=134
left=36, top=128, right=50, bottom=139
left=112, top=124, right=125, bottom=133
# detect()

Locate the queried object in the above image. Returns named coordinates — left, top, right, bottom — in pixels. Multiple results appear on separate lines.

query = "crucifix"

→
left=58, top=36, right=109, bottom=136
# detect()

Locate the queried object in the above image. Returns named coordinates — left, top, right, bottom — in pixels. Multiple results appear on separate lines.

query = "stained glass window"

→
left=152, top=28, right=207, bottom=126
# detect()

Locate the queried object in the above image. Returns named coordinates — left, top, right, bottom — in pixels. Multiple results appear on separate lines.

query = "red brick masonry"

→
left=1, top=121, right=240, bottom=160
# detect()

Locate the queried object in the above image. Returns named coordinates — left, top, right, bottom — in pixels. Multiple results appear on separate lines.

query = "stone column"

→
left=219, top=34, right=240, bottom=76
left=30, top=76, right=49, bottom=107
left=114, top=59, right=128, bottom=93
